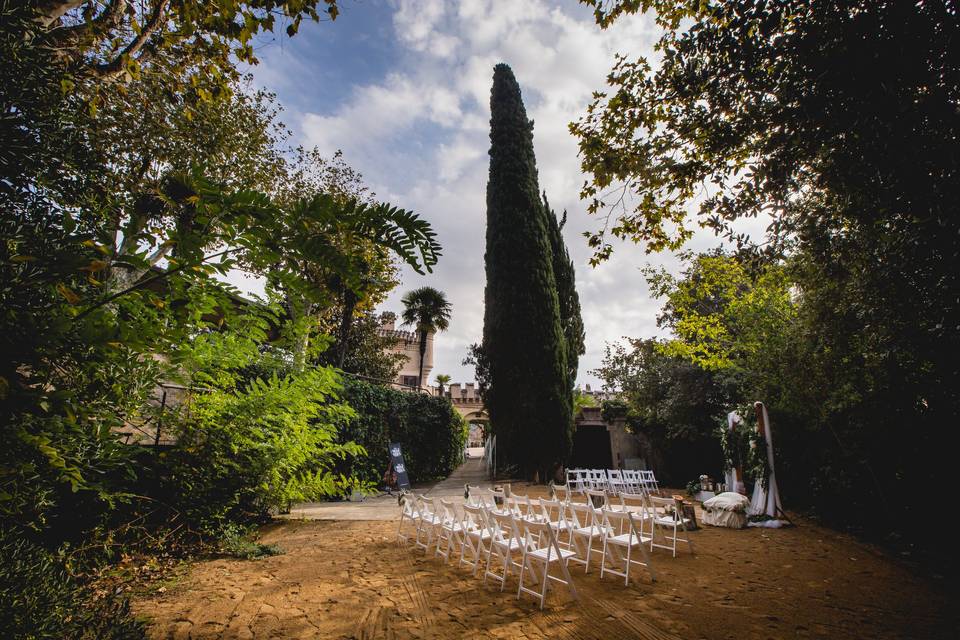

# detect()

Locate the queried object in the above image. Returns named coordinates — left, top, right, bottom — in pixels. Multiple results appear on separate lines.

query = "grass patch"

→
left=219, top=524, right=283, bottom=560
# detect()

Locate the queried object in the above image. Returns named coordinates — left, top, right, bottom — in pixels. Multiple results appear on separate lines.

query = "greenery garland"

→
left=747, top=430, right=772, bottom=489
left=717, top=404, right=771, bottom=487
left=717, top=404, right=752, bottom=473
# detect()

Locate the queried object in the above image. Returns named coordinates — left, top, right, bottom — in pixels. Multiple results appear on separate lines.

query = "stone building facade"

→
left=378, top=312, right=434, bottom=390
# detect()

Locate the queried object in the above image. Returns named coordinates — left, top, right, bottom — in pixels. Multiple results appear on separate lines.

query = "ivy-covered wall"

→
left=339, top=378, right=468, bottom=486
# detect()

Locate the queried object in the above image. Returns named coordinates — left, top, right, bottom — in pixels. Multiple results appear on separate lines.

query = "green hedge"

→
left=339, top=378, right=467, bottom=486
left=0, top=529, right=145, bottom=640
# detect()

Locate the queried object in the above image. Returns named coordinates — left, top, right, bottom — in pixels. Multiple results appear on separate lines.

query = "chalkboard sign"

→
left=388, top=442, right=411, bottom=490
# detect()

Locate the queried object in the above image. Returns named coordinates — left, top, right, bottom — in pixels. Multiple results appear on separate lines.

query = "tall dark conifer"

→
left=543, top=194, right=585, bottom=405
left=481, top=63, right=571, bottom=478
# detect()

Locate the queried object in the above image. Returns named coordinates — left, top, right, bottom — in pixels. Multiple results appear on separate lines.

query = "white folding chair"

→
left=537, top=498, right=573, bottom=548
left=435, top=499, right=466, bottom=562
left=584, top=469, right=603, bottom=491
left=641, top=470, right=661, bottom=496
left=473, top=489, right=500, bottom=513
left=584, top=488, right=609, bottom=514
left=607, top=469, right=627, bottom=496
left=599, top=507, right=656, bottom=586
left=624, top=469, right=644, bottom=494
left=396, top=492, right=420, bottom=545
left=550, top=482, right=570, bottom=503
left=465, top=484, right=483, bottom=505
left=516, top=518, right=579, bottom=609
left=647, top=495, right=695, bottom=557
left=566, top=501, right=603, bottom=573
left=459, top=503, right=494, bottom=576
left=414, top=495, right=442, bottom=552
left=484, top=510, right=524, bottom=591
left=617, top=491, right=652, bottom=516
left=565, top=469, right=582, bottom=494
left=508, top=494, right=535, bottom=518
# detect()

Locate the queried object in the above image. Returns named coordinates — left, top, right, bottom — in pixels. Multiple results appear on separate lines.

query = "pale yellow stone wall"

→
left=378, top=312, right=433, bottom=390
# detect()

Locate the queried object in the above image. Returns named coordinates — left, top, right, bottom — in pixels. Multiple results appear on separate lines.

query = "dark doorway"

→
left=569, top=425, right=612, bottom=468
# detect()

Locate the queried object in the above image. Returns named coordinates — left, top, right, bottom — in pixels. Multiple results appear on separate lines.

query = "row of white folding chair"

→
left=565, top=468, right=660, bottom=496
left=565, top=469, right=603, bottom=493
left=633, top=469, right=660, bottom=495
left=611, top=469, right=660, bottom=496
left=398, top=491, right=686, bottom=594
left=575, top=489, right=694, bottom=559
left=400, top=494, right=578, bottom=609
left=396, top=494, right=457, bottom=557
left=483, top=507, right=579, bottom=609
left=495, top=491, right=657, bottom=587
left=550, top=492, right=656, bottom=586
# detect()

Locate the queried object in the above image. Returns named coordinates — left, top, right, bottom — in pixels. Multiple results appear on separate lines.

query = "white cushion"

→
left=702, top=492, right=750, bottom=513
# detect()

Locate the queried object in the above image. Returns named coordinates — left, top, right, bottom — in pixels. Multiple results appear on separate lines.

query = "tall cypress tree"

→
left=543, top=194, right=585, bottom=405
left=481, top=63, right=571, bottom=478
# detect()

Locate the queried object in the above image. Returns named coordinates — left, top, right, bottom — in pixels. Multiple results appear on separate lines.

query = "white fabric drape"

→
left=725, top=412, right=746, bottom=495
left=748, top=402, right=783, bottom=519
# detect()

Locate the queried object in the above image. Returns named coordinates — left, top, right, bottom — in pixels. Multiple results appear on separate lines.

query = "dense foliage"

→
left=24, top=0, right=340, bottom=85
left=160, top=332, right=368, bottom=531
left=598, top=250, right=952, bottom=563
left=544, top=197, right=586, bottom=402
left=0, top=2, right=452, bottom=636
left=0, top=530, right=145, bottom=640
left=577, top=1, right=958, bottom=564
left=481, top=64, right=573, bottom=478
left=338, top=378, right=467, bottom=486
left=595, top=338, right=731, bottom=484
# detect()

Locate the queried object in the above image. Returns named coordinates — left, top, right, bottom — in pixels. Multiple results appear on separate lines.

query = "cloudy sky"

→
left=239, top=0, right=732, bottom=388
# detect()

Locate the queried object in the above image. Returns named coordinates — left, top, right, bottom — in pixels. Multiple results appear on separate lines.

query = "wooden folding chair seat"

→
left=516, top=518, right=579, bottom=609
left=599, top=507, right=656, bottom=586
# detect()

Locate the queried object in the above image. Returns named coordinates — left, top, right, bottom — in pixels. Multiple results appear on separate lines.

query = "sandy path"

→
left=135, top=510, right=955, bottom=639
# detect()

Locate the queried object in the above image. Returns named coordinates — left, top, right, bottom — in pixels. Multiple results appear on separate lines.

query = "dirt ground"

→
left=134, top=498, right=956, bottom=640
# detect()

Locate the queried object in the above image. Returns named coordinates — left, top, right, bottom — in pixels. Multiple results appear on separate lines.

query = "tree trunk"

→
left=336, top=289, right=358, bottom=369
left=288, top=295, right=313, bottom=372
left=417, top=329, right=427, bottom=391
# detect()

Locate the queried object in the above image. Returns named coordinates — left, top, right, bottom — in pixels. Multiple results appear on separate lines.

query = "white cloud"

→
left=256, top=1, right=728, bottom=387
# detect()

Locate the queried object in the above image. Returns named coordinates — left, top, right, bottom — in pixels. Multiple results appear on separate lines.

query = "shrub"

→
left=338, top=378, right=467, bottom=485
left=162, top=366, right=368, bottom=532
left=0, top=529, right=145, bottom=640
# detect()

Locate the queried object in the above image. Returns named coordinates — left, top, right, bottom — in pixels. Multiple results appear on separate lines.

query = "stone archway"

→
left=462, top=409, right=489, bottom=448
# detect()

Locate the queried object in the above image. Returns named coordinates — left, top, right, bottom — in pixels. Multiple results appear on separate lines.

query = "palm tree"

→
left=401, top=287, right=452, bottom=390
left=435, top=374, right=451, bottom=396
